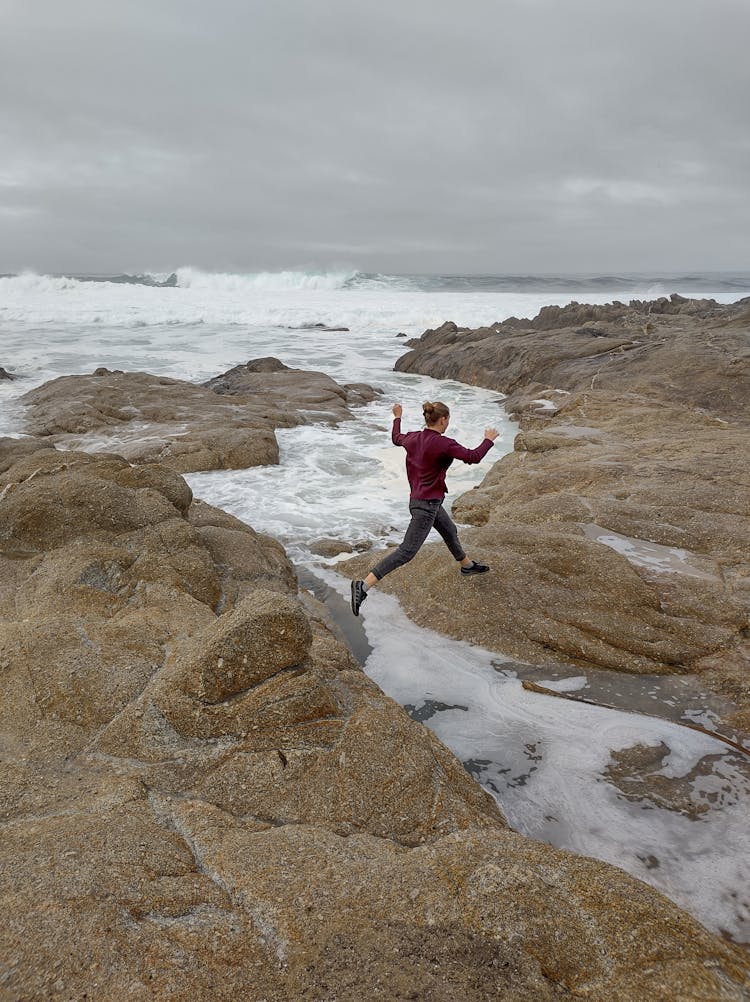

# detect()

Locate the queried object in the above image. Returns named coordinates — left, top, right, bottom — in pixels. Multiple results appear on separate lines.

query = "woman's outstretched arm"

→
left=391, top=402, right=407, bottom=445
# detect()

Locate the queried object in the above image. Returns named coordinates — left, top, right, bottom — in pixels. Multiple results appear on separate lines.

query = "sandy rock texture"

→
left=2, top=439, right=747, bottom=1000
left=375, top=296, right=750, bottom=730
left=17, top=357, right=380, bottom=473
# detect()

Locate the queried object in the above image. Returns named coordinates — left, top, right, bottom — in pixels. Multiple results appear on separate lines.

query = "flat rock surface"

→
left=365, top=297, right=750, bottom=732
left=17, top=358, right=380, bottom=473
left=2, top=441, right=747, bottom=999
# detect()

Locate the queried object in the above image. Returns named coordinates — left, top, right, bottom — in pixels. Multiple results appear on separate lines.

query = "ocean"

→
left=2, top=267, right=749, bottom=941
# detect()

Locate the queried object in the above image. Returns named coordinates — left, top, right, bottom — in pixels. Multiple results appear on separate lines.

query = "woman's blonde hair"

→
left=422, top=401, right=450, bottom=426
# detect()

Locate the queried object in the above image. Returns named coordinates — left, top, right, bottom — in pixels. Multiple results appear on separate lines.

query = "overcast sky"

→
left=1, top=0, right=749, bottom=275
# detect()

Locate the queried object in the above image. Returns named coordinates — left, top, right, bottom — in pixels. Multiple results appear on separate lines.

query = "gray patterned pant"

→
left=370, top=498, right=466, bottom=580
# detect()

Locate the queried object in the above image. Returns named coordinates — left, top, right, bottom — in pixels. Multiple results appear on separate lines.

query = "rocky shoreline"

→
left=1, top=343, right=750, bottom=998
left=371, top=296, right=750, bottom=735
left=19, top=357, right=380, bottom=473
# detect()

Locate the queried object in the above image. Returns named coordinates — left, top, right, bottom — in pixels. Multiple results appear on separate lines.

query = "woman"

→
left=351, top=401, right=499, bottom=615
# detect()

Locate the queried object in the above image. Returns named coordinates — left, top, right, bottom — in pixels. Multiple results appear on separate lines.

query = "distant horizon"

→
left=3, top=265, right=750, bottom=280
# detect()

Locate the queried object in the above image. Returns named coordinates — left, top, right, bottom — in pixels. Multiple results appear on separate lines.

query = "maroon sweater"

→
left=392, top=418, right=494, bottom=500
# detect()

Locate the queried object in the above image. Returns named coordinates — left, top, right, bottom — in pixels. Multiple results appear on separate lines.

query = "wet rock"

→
left=345, top=516, right=746, bottom=674
left=0, top=365, right=15, bottom=380
left=343, top=381, right=382, bottom=406
left=310, top=537, right=354, bottom=557
left=78, top=271, right=178, bottom=287
left=244, top=356, right=289, bottom=372
left=203, top=356, right=375, bottom=425
left=604, top=741, right=719, bottom=817
left=292, top=322, right=351, bottom=332
left=18, top=361, right=379, bottom=473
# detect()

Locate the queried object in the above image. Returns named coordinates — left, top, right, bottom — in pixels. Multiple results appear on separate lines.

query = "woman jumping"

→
left=351, top=400, right=499, bottom=615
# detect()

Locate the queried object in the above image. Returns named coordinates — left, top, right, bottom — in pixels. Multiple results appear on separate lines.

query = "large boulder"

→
left=203, top=355, right=380, bottom=413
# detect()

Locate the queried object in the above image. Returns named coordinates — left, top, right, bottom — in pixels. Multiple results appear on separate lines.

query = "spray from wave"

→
left=3, top=268, right=749, bottom=297
left=174, top=268, right=420, bottom=292
left=0, top=272, right=85, bottom=294
left=1, top=268, right=748, bottom=332
left=0, top=268, right=420, bottom=295
left=175, top=267, right=357, bottom=291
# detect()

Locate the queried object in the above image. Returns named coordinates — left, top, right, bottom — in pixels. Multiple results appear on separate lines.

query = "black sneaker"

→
left=461, top=561, right=489, bottom=576
left=351, top=579, right=367, bottom=616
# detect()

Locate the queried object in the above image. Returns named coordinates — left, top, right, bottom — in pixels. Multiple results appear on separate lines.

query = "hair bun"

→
left=422, top=400, right=449, bottom=425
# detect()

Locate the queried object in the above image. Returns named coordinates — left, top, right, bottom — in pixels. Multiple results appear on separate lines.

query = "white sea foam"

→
left=174, top=266, right=361, bottom=291
left=0, top=274, right=590, bottom=331
left=186, top=382, right=514, bottom=563
left=582, top=524, right=720, bottom=580
left=316, top=575, right=750, bottom=943
left=2, top=268, right=745, bottom=332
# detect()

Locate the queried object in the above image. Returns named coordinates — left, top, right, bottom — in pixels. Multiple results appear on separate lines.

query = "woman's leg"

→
left=432, top=504, right=467, bottom=562
left=433, top=504, right=490, bottom=575
left=368, top=500, right=440, bottom=581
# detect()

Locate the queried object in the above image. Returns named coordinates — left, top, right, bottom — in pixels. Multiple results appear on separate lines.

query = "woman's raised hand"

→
left=484, top=427, right=499, bottom=441
left=392, top=403, right=403, bottom=418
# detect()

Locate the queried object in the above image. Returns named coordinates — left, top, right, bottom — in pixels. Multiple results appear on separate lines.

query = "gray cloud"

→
left=2, top=0, right=749, bottom=273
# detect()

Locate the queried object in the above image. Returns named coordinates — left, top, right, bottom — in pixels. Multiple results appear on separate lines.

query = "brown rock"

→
left=1, top=442, right=748, bottom=1000
left=309, top=536, right=354, bottom=557
left=0, top=434, right=56, bottom=473
left=343, top=381, right=382, bottom=406
left=396, top=297, right=750, bottom=424
left=203, top=356, right=355, bottom=422
left=189, top=589, right=313, bottom=704
left=113, top=461, right=194, bottom=514
left=387, top=296, right=750, bottom=730
left=17, top=361, right=380, bottom=473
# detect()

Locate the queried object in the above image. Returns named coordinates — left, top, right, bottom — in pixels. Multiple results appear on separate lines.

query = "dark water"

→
left=392, top=270, right=750, bottom=295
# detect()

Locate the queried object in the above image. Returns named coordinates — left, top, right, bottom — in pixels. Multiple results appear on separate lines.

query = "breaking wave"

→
left=0, top=268, right=419, bottom=294
left=175, top=267, right=361, bottom=291
left=2, top=268, right=749, bottom=298
left=173, top=268, right=419, bottom=292
left=1, top=268, right=747, bottom=331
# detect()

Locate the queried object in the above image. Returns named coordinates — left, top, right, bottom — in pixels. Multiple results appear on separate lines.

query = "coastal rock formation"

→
left=17, top=359, right=380, bottom=473
left=287, top=322, right=351, bottom=332
left=202, top=355, right=380, bottom=414
left=76, top=271, right=179, bottom=287
left=2, top=439, right=747, bottom=999
left=395, top=295, right=750, bottom=423
left=370, top=297, right=750, bottom=730
left=0, top=365, right=15, bottom=380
